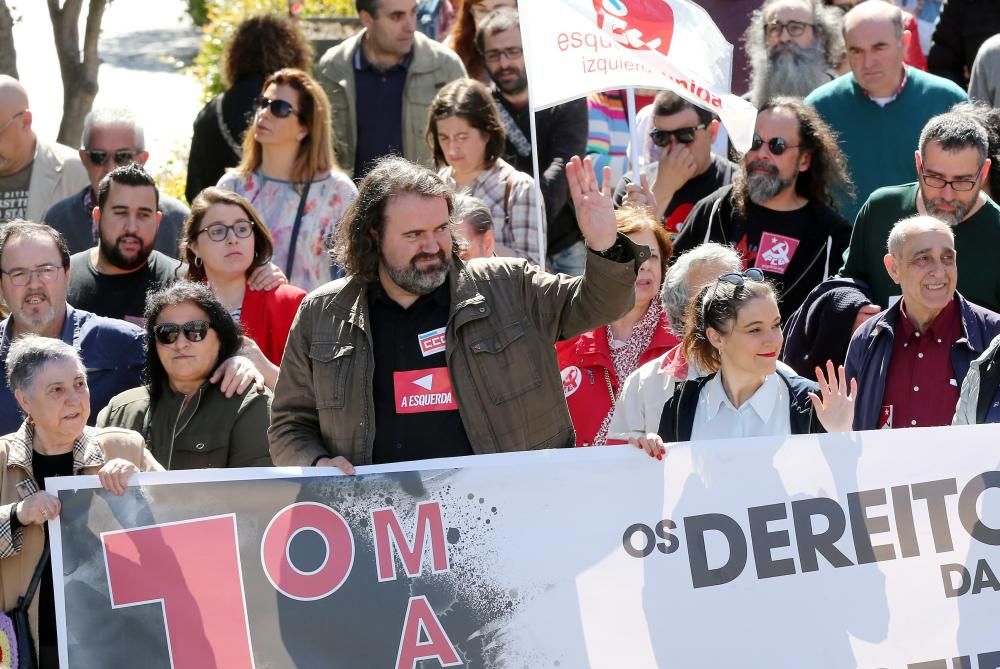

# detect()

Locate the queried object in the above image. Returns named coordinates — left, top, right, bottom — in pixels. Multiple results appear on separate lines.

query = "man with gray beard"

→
left=841, top=111, right=1000, bottom=312
left=672, top=98, right=852, bottom=322
left=745, top=0, right=845, bottom=107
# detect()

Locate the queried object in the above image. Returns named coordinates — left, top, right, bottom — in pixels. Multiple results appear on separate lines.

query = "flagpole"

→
left=625, top=86, right=640, bottom=184
left=518, top=0, right=547, bottom=271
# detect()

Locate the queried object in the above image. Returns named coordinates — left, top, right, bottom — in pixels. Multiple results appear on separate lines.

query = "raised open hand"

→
left=808, top=360, right=858, bottom=433
left=566, top=155, right=618, bottom=252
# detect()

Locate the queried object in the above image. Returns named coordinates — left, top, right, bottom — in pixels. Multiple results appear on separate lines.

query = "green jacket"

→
left=268, top=241, right=649, bottom=466
left=315, top=30, right=467, bottom=177
left=96, top=382, right=273, bottom=470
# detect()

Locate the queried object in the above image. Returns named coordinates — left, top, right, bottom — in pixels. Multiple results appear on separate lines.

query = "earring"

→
left=297, top=133, right=306, bottom=141
left=194, top=256, right=203, bottom=267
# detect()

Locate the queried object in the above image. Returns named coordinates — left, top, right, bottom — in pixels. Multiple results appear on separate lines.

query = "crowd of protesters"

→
left=0, top=0, right=1000, bottom=663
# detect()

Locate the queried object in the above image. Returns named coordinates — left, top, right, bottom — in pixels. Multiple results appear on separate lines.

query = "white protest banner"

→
left=50, top=425, right=1000, bottom=668
left=519, top=0, right=758, bottom=152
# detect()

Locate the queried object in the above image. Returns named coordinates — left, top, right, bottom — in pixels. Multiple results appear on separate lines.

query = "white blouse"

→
left=691, top=372, right=791, bottom=441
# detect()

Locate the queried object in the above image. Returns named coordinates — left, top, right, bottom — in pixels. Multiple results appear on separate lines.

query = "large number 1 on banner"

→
left=102, top=514, right=255, bottom=669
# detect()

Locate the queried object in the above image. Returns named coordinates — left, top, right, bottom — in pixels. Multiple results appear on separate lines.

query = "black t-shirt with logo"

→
left=673, top=184, right=852, bottom=322
left=369, top=281, right=473, bottom=465
left=67, top=249, right=181, bottom=326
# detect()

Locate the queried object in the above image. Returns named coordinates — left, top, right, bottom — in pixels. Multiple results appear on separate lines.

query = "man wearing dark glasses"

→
left=672, top=98, right=851, bottom=322
left=841, top=111, right=1000, bottom=314
left=0, top=76, right=87, bottom=223
left=612, top=91, right=735, bottom=239
left=805, top=1, right=966, bottom=222
left=43, top=107, right=190, bottom=258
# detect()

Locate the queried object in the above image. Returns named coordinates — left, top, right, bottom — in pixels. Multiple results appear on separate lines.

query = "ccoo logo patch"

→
left=592, top=0, right=675, bottom=57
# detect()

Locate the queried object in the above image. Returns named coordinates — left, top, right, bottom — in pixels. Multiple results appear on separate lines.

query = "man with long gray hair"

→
left=745, top=0, right=845, bottom=107
left=608, top=242, right=741, bottom=437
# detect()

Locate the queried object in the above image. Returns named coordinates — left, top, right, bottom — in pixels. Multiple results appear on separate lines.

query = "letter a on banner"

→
left=395, top=596, right=462, bottom=669
left=519, top=0, right=758, bottom=152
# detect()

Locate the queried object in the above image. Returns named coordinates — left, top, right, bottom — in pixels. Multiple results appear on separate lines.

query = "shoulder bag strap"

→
left=284, top=180, right=313, bottom=279
left=17, top=543, right=50, bottom=612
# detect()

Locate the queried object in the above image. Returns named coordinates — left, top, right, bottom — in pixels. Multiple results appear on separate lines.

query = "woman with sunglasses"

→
left=97, top=282, right=272, bottom=470
left=426, top=78, right=541, bottom=264
left=181, top=188, right=306, bottom=389
left=556, top=205, right=678, bottom=447
left=217, top=68, right=357, bottom=292
left=632, top=269, right=857, bottom=459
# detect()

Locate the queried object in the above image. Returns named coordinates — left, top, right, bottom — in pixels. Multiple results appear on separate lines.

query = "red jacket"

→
left=556, top=312, right=678, bottom=447
left=240, top=283, right=307, bottom=365
left=903, top=11, right=928, bottom=71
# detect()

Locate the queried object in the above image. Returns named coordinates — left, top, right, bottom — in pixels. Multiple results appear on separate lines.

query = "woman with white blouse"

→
left=633, top=269, right=857, bottom=459
left=217, top=68, right=356, bottom=291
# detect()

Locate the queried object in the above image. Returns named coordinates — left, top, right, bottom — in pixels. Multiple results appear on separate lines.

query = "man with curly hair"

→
left=745, top=0, right=846, bottom=107
left=672, top=98, right=852, bottom=322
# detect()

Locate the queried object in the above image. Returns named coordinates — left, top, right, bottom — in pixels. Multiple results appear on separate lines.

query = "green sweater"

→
left=839, top=182, right=1000, bottom=312
left=805, top=68, right=967, bottom=222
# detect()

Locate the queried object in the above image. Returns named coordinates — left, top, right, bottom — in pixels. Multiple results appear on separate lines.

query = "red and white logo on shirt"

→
left=879, top=405, right=893, bottom=429
left=394, top=367, right=457, bottom=414
left=417, top=327, right=447, bottom=357
left=561, top=366, right=583, bottom=397
left=754, top=232, right=800, bottom=275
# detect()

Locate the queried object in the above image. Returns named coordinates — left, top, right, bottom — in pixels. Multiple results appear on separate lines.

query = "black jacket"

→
left=927, top=0, right=1000, bottom=89
left=494, top=93, right=589, bottom=254
left=657, top=369, right=822, bottom=442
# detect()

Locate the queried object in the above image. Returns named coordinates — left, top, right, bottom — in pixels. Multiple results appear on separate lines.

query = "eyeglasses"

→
left=765, top=20, right=813, bottom=39
left=920, top=172, right=980, bottom=192
left=750, top=134, right=800, bottom=156
left=483, top=46, right=523, bottom=63
left=197, top=220, right=254, bottom=242
left=0, top=110, right=24, bottom=135
left=255, top=95, right=299, bottom=119
left=152, top=320, right=212, bottom=345
left=0, top=264, right=62, bottom=286
left=85, top=149, right=137, bottom=167
left=703, top=268, right=766, bottom=317
left=650, top=123, right=709, bottom=147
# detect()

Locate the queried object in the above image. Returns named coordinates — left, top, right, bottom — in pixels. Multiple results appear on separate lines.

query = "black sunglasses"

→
left=650, top=123, right=708, bottom=147
left=153, top=320, right=211, bottom=345
left=703, top=268, right=766, bottom=317
left=86, top=149, right=137, bottom=167
left=750, top=134, right=800, bottom=156
left=255, top=95, right=299, bottom=119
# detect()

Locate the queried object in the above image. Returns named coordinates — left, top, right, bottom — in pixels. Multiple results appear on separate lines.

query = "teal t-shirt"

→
left=806, top=68, right=968, bottom=222
left=839, top=182, right=1000, bottom=312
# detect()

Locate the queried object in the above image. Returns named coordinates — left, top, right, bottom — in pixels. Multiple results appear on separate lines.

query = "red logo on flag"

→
left=394, top=368, right=458, bottom=414
left=754, top=232, right=800, bottom=275
left=592, top=0, right=675, bottom=57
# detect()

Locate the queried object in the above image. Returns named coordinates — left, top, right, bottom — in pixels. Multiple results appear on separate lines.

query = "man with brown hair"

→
left=269, top=155, right=649, bottom=471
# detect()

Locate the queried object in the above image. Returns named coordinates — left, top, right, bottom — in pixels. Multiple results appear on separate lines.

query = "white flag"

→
left=519, top=0, right=758, bottom=152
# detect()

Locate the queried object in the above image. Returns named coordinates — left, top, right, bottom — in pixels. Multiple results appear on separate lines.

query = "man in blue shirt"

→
left=0, top=221, right=263, bottom=434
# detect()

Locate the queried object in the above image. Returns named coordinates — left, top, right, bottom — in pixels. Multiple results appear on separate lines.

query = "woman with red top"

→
left=556, top=205, right=676, bottom=446
left=183, top=187, right=306, bottom=388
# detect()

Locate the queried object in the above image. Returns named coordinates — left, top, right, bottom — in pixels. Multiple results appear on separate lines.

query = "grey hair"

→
left=80, top=106, right=145, bottom=151
left=744, top=0, right=846, bottom=69
left=453, top=193, right=493, bottom=236
left=886, top=215, right=954, bottom=257
left=661, top=243, right=742, bottom=335
left=6, top=335, right=84, bottom=395
left=919, top=111, right=990, bottom=166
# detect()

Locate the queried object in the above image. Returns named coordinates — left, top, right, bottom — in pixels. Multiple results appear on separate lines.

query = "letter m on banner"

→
left=372, top=501, right=450, bottom=582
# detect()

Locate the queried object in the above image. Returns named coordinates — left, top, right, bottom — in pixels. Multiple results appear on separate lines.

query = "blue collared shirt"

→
left=0, top=305, right=146, bottom=434
left=353, top=36, right=411, bottom=180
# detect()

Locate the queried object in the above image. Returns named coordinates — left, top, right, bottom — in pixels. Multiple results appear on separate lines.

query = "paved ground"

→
left=12, top=0, right=204, bottom=180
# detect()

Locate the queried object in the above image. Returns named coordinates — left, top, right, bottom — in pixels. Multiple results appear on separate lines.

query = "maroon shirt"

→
left=881, top=299, right=962, bottom=429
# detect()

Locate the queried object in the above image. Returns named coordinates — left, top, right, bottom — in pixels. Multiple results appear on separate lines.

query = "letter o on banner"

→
left=261, top=502, right=356, bottom=601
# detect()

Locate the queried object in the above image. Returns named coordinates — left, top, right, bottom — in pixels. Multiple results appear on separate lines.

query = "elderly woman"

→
left=97, top=282, right=272, bottom=470
left=1, top=335, right=162, bottom=666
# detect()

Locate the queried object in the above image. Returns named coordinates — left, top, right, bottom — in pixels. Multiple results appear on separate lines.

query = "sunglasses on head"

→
left=649, top=123, right=708, bottom=147
left=749, top=134, right=800, bottom=156
left=255, top=95, right=299, bottom=119
left=703, top=268, right=765, bottom=317
left=153, top=320, right=211, bottom=345
left=86, top=149, right=136, bottom=167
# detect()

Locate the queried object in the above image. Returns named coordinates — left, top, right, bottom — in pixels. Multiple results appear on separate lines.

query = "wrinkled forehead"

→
left=765, top=0, right=813, bottom=24
left=754, top=107, right=801, bottom=141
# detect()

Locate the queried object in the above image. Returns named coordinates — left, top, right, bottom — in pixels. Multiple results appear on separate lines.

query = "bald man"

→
left=845, top=215, right=1000, bottom=431
left=805, top=1, right=966, bottom=223
left=0, top=75, right=88, bottom=222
